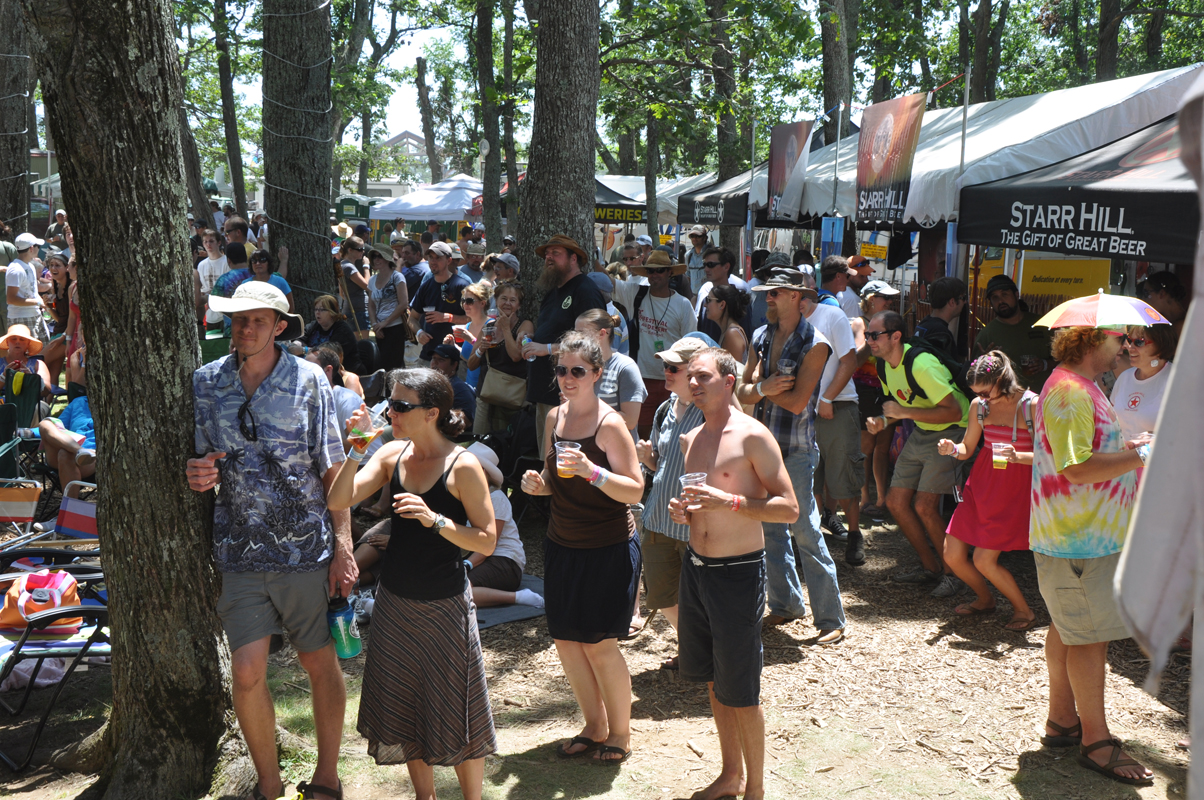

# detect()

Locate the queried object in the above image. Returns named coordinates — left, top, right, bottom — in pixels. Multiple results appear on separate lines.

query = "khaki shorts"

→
left=1034, top=551, right=1128, bottom=646
left=891, top=426, right=964, bottom=495
left=814, top=402, right=865, bottom=500
left=641, top=528, right=690, bottom=610
left=217, top=567, right=332, bottom=654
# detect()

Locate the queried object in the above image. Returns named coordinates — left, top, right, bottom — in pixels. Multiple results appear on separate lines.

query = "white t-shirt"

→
left=692, top=275, right=750, bottom=320
left=488, top=489, right=526, bottom=571
left=804, top=302, right=859, bottom=403
left=212, top=210, right=226, bottom=229
left=5, top=258, right=38, bottom=322
left=1110, top=366, right=1171, bottom=441
left=838, top=289, right=861, bottom=320
left=612, top=277, right=697, bottom=380
left=389, top=229, right=409, bottom=243
left=198, top=255, right=230, bottom=324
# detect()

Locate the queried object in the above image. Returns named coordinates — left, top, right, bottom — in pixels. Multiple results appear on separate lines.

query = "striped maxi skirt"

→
left=357, top=583, right=497, bottom=766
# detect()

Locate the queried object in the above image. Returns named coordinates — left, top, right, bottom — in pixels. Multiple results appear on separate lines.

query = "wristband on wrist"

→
left=347, top=447, right=368, bottom=462
left=755, top=381, right=764, bottom=397
left=730, top=494, right=743, bottom=513
left=590, top=467, right=609, bottom=487
left=546, top=343, right=553, bottom=355
left=879, top=415, right=888, bottom=428
left=819, top=396, right=832, bottom=404
left=1136, top=443, right=1151, bottom=466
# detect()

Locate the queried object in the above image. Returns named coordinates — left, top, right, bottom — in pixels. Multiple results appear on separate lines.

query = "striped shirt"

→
left=751, top=318, right=829, bottom=458
left=642, top=398, right=705, bottom=541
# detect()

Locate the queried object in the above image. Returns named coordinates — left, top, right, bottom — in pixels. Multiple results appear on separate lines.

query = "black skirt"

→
left=543, top=535, right=641, bottom=643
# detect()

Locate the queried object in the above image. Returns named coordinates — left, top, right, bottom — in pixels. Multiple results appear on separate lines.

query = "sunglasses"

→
left=975, top=388, right=997, bottom=401
left=865, top=330, right=896, bottom=341
left=387, top=399, right=432, bottom=414
left=702, top=261, right=721, bottom=268
left=237, top=398, right=257, bottom=442
left=462, top=297, right=477, bottom=305
left=1101, top=330, right=1130, bottom=345
left=702, top=297, right=717, bottom=304
left=663, top=363, right=681, bottom=374
left=251, top=255, right=269, bottom=263
left=555, top=365, right=595, bottom=379
left=1128, top=336, right=1147, bottom=348
left=645, top=267, right=670, bottom=275
left=766, top=288, right=800, bottom=298
left=623, top=256, right=640, bottom=262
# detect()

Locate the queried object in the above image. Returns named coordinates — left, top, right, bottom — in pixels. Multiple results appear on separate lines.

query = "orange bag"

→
left=0, top=570, right=83, bottom=633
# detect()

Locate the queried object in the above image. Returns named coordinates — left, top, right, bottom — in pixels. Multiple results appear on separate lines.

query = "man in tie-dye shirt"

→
left=1030, top=325, right=1152, bottom=786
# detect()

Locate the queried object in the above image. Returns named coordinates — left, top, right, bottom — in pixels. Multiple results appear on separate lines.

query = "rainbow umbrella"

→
left=1033, top=289, right=1171, bottom=329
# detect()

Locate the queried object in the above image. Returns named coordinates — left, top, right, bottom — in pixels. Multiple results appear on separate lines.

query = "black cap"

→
left=425, top=219, right=439, bottom=227
left=985, top=274, right=1018, bottom=297
left=353, top=224, right=371, bottom=236
left=432, top=343, right=461, bottom=363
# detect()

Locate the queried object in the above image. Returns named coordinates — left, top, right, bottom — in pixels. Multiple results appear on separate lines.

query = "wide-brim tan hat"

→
left=630, top=249, right=686, bottom=276
left=0, top=324, right=42, bottom=355
left=466, top=442, right=504, bottom=488
left=534, top=234, right=589, bottom=264
left=208, top=281, right=304, bottom=339
left=656, top=335, right=711, bottom=365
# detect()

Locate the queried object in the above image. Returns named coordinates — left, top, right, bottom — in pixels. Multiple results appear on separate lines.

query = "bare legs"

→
left=1045, top=626, right=1151, bottom=782
left=860, top=428, right=891, bottom=509
left=943, top=538, right=1035, bottom=624
left=553, top=638, right=631, bottom=759
left=405, top=757, right=485, bottom=800
left=472, top=586, right=517, bottom=607
left=38, top=420, right=94, bottom=487
left=885, top=488, right=947, bottom=574
left=691, top=684, right=763, bottom=800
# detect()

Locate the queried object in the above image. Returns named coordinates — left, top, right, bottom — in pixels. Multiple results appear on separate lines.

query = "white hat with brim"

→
left=860, top=279, right=900, bottom=298
left=207, top=281, right=304, bottom=339
left=14, top=232, right=43, bottom=250
left=466, top=442, right=504, bottom=488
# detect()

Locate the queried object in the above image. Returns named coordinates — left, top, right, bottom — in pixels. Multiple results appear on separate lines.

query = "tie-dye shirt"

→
left=1030, top=367, right=1137, bottom=558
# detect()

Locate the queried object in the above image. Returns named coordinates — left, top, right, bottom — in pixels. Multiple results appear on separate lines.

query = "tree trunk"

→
left=476, top=0, right=504, bottom=249
left=213, top=0, right=247, bottom=218
left=0, top=0, right=30, bottom=233
left=985, top=0, right=1008, bottom=101
left=356, top=108, right=371, bottom=194
left=914, top=0, right=933, bottom=91
left=957, top=0, right=971, bottom=72
left=502, top=0, right=519, bottom=231
left=644, top=111, right=658, bottom=239
left=709, top=0, right=740, bottom=252
left=595, top=133, right=621, bottom=173
left=1144, top=9, right=1164, bottom=68
left=415, top=56, right=443, bottom=183
left=1096, top=0, right=1122, bottom=81
left=330, top=0, right=371, bottom=202
left=969, top=0, right=991, bottom=102
left=180, top=106, right=215, bottom=231
left=871, top=63, right=891, bottom=104
left=617, top=126, right=639, bottom=174
left=18, top=1, right=238, bottom=798
left=1069, top=0, right=1089, bottom=85
left=514, top=0, right=599, bottom=319
left=263, top=0, right=337, bottom=324
left=819, top=0, right=850, bottom=146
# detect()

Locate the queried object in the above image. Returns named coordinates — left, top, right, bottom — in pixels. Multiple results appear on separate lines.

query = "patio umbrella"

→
left=1032, top=290, right=1171, bottom=328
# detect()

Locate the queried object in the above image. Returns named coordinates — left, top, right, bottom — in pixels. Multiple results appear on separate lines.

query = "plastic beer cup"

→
left=555, top=441, right=582, bottom=478
left=992, top=442, right=1008, bottom=469
left=777, top=359, right=797, bottom=376
left=349, top=408, right=389, bottom=450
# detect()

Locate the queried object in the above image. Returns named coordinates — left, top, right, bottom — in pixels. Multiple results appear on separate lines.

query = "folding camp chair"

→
left=0, top=480, right=45, bottom=552
left=0, top=570, right=108, bottom=771
left=10, top=483, right=98, bottom=551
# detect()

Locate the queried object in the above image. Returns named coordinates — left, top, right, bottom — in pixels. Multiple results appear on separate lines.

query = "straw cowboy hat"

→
left=534, top=234, right=589, bottom=264
left=630, top=249, right=686, bottom=277
left=207, top=282, right=304, bottom=339
left=0, top=324, right=43, bottom=356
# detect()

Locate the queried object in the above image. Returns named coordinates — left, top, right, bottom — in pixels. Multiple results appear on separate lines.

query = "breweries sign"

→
left=856, top=92, right=927, bottom=224
left=767, top=120, right=815, bottom=221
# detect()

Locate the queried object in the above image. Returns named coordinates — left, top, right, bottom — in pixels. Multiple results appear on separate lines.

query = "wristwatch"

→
left=433, top=514, right=448, bottom=531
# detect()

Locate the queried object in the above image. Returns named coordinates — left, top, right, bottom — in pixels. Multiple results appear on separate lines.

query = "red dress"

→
left=946, top=420, right=1033, bottom=552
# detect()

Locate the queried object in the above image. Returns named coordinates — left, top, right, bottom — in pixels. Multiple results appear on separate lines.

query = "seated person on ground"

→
left=463, top=443, right=542, bottom=608
left=429, top=344, right=476, bottom=425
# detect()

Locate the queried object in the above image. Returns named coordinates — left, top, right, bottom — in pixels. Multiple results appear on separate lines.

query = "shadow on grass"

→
left=487, top=740, right=622, bottom=800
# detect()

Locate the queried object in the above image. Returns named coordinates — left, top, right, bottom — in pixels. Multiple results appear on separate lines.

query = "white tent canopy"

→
left=800, top=64, right=1203, bottom=226
left=597, top=173, right=718, bottom=225
left=369, top=173, right=483, bottom=221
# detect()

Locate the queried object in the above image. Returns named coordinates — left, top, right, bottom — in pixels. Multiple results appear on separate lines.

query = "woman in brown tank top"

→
left=522, top=331, right=644, bottom=764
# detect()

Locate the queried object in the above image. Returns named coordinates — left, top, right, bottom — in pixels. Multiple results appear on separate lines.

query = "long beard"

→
left=538, top=263, right=564, bottom=291
left=766, top=305, right=779, bottom=325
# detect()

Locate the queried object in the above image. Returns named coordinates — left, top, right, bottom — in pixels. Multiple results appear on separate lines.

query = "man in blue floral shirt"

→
left=187, top=282, right=356, bottom=800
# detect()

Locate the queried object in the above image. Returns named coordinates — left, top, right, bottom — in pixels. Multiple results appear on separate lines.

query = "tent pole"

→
left=831, top=103, right=843, bottom=214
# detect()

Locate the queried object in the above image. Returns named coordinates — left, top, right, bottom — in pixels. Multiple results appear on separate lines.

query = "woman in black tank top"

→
left=328, top=368, right=499, bottom=795
left=520, top=332, right=645, bottom=764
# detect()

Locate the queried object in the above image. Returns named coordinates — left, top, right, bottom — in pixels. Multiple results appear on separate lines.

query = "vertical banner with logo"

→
left=767, top=120, right=816, bottom=222
left=856, top=92, right=927, bottom=224
left=820, top=216, right=845, bottom=263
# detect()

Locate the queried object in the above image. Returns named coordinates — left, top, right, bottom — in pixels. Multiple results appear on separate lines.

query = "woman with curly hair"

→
left=938, top=351, right=1038, bottom=629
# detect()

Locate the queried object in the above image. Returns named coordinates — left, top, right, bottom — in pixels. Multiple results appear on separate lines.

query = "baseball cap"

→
left=586, top=271, right=612, bottom=298
left=448, top=243, right=463, bottom=259
left=493, top=253, right=519, bottom=274
left=425, top=219, right=439, bottom=227
left=353, top=224, right=372, bottom=237
left=846, top=255, right=872, bottom=274
left=636, top=234, right=654, bottom=247
left=428, top=241, right=453, bottom=258
left=432, top=343, right=462, bottom=363
left=14, top=232, right=43, bottom=250
left=687, top=225, right=708, bottom=238
left=860, top=279, right=900, bottom=298
left=656, top=335, right=713, bottom=365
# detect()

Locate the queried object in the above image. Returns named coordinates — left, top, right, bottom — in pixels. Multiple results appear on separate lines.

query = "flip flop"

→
left=660, top=655, right=679, bottom=671
left=592, top=744, right=632, bottom=765
left=1075, top=738, right=1153, bottom=786
left=953, top=603, right=996, bottom=616
left=296, top=780, right=343, bottom=800
left=556, top=736, right=602, bottom=758
left=1040, top=718, right=1082, bottom=748
left=1004, top=616, right=1040, bottom=631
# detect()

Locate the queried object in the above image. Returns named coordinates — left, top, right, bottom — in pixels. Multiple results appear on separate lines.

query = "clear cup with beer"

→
left=554, top=441, right=582, bottom=478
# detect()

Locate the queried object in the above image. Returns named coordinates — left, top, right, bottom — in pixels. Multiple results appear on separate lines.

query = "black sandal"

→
left=296, top=780, right=343, bottom=800
left=592, top=744, right=632, bottom=765
left=1040, top=718, right=1082, bottom=748
left=556, top=736, right=602, bottom=758
left=1075, top=738, right=1153, bottom=786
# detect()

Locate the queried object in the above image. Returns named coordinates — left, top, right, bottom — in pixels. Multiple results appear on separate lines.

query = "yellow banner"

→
left=860, top=242, right=887, bottom=259
left=976, top=256, right=1110, bottom=297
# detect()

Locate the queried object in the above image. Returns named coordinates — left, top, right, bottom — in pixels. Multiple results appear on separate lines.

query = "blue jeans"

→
left=763, top=446, right=846, bottom=630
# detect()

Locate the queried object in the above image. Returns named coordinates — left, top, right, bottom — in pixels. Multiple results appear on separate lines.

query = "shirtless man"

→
left=668, top=348, right=799, bottom=800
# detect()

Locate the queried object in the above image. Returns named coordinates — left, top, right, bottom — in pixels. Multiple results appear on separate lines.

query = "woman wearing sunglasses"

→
left=327, top=368, right=499, bottom=799
left=936, top=351, right=1038, bottom=631
left=521, top=332, right=644, bottom=764
left=446, top=282, right=492, bottom=389
left=1109, top=324, right=1177, bottom=444
left=575, top=308, right=646, bottom=435
left=247, top=249, right=295, bottom=313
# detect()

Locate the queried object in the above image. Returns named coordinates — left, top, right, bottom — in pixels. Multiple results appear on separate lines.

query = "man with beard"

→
left=521, top=235, right=607, bottom=448
left=973, top=275, right=1053, bottom=391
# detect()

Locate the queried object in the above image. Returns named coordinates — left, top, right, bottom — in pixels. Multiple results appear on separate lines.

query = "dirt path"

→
left=0, top=512, right=1189, bottom=799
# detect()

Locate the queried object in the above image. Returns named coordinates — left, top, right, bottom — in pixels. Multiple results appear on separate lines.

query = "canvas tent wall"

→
left=597, top=173, right=717, bottom=226
left=676, top=165, right=773, bottom=227
left=799, top=64, right=1203, bottom=228
left=369, top=173, right=483, bottom=221
left=958, top=116, right=1199, bottom=265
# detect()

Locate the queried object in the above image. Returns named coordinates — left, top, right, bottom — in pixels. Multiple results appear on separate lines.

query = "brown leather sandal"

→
left=1076, top=738, right=1153, bottom=786
left=1040, top=718, right=1082, bottom=747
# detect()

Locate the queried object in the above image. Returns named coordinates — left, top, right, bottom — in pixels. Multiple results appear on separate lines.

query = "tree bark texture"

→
left=262, top=0, right=336, bottom=323
left=617, top=126, right=638, bottom=174
left=415, top=56, right=443, bottom=184
left=595, top=132, right=621, bottom=173
left=476, top=0, right=504, bottom=249
left=18, top=1, right=235, bottom=797
left=709, top=0, right=740, bottom=252
left=502, top=0, right=519, bottom=231
left=819, top=0, right=850, bottom=147
left=330, top=0, right=371, bottom=201
left=357, top=107, right=371, bottom=194
left=1144, top=9, right=1164, bottom=68
left=969, top=0, right=1009, bottom=102
left=180, top=105, right=216, bottom=231
left=514, top=0, right=599, bottom=320
left=644, top=111, right=658, bottom=239
left=1096, top=0, right=1122, bottom=81
left=0, top=0, right=30, bottom=233
left=213, top=0, right=248, bottom=218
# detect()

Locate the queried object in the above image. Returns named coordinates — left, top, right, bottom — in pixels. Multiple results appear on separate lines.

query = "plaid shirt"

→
left=751, top=317, right=828, bottom=457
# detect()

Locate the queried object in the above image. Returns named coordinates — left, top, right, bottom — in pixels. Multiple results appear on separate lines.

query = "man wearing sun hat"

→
left=186, top=280, right=356, bottom=800
left=611, top=249, right=697, bottom=436
left=7, top=232, right=49, bottom=342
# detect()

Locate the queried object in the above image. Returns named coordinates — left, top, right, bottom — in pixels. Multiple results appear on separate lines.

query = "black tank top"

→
left=545, top=409, right=635, bottom=549
left=379, top=444, right=469, bottom=600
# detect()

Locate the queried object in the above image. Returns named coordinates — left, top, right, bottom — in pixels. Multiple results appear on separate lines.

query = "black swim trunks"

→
left=677, top=546, right=765, bottom=708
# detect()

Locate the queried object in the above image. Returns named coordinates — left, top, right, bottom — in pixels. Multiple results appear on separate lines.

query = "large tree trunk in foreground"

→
left=18, top=1, right=236, bottom=797
left=476, top=0, right=504, bottom=249
left=214, top=0, right=248, bottom=218
left=515, top=0, right=599, bottom=319
left=0, top=0, right=30, bottom=233
left=263, top=0, right=336, bottom=324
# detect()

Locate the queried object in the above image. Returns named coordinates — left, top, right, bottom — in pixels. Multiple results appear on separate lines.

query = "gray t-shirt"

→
left=595, top=352, right=647, bottom=423
left=341, top=260, right=367, bottom=318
